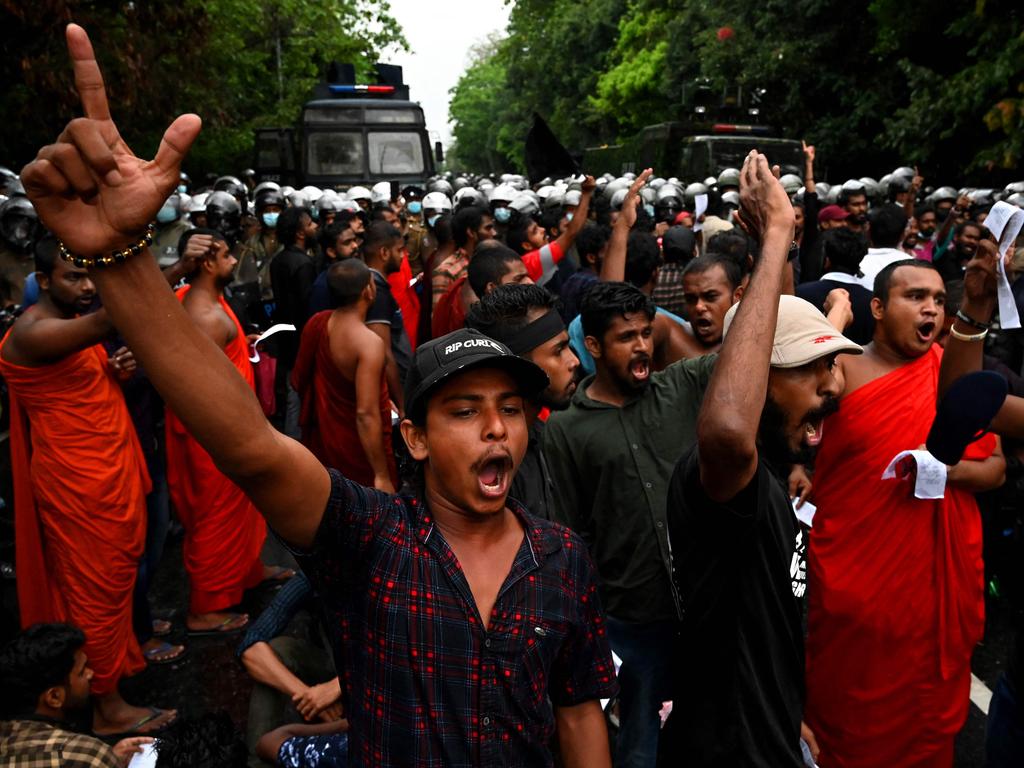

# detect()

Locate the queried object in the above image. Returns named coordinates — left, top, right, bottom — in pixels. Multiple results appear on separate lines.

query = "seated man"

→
left=238, top=572, right=341, bottom=761
left=256, top=721, right=348, bottom=768
left=0, top=623, right=153, bottom=766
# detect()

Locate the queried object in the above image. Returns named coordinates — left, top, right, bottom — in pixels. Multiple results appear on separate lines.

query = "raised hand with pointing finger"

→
left=21, top=24, right=201, bottom=258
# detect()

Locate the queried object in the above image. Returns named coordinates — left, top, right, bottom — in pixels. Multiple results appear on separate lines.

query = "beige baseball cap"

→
left=723, top=294, right=863, bottom=368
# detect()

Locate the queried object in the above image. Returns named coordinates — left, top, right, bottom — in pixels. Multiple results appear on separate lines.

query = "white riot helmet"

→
left=371, top=181, right=392, bottom=207
left=422, top=191, right=453, bottom=213
left=347, top=186, right=372, bottom=203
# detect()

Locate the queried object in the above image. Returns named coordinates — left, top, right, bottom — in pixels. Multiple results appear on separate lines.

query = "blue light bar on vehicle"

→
left=328, top=84, right=396, bottom=94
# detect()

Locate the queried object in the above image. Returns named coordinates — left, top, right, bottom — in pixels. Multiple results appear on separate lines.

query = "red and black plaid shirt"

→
left=294, top=470, right=617, bottom=767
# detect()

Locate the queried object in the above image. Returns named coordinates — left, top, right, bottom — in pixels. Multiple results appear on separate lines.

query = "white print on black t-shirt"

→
left=790, top=529, right=807, bottom=598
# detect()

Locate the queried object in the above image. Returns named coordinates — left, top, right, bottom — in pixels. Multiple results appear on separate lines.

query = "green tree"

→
left=447, top=35, right=514, bottom=173
left=0, top=0, right=406, bottom=178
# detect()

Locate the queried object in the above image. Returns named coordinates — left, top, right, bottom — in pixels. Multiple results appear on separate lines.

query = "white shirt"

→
left=858, top=247, right=911, bottom=288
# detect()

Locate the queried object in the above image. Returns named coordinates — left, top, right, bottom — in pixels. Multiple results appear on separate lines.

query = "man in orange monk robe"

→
left=293, top=258, right=396, bottom=492
left=807, top=259, right=1005, bottom=767
left=165, top=230, right=281, bottom=635
left=0, top=238, right=175, bottom=736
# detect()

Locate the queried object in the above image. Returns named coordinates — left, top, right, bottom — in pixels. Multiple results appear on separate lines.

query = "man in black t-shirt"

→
left=666, top=152, right=861, bottom=767
left=362, top=221, right=412, bottom=411
left=796, top=227, right=875, bottom=344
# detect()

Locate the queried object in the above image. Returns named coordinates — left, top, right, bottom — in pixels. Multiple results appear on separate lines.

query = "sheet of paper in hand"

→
left=128, top=742, right=158, bottom=768
left=882, top=449, right=947, bottom=499
left=249, top=324, right=296, bottom=363
left=693, top=194, right=709, bottom=232
left=792, top=499, right=817, bottom=528
left=979, top=201, right=1024, bottom=329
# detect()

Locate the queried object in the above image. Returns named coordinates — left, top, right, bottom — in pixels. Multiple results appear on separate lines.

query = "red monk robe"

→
left=807, top=345, right=993, bottom=767
left=0, top=339, right=149, bottom=695
left=387, top=252, right=419, bottom=350
left=165, top=286, right=265, bottom=614
left=292, top=310, right=397, bottom=487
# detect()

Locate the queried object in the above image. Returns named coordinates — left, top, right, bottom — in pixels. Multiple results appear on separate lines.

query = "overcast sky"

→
left=385, top=0, right=512, bottom=148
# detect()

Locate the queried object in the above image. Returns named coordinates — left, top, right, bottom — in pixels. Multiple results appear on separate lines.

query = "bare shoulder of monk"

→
left=327, top=311, right=383, bottom=379
left=835, top=346, right=891, bottom=399
left=182, top=290, right=237, bottom=348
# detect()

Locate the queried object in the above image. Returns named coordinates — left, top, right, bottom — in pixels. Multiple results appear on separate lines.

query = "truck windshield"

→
left=307, top=132, right=364, bottom=176
left=711, top=139, right=803, bottom=176
left=368, top=132, right=425, bottom=174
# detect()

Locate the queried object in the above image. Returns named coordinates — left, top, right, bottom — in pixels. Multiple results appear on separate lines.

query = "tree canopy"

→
left=448, top=0, right=1024, bottom=183
left=0, top=0, right=406, bottom=178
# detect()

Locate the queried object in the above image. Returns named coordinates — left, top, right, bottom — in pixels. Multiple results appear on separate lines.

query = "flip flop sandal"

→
left=143, top=640, right=186, bottom=665
left=927, top=370, right=1008, bottom=465
left=186, top=614, right=249, bottom=636
left=152, top=619, right=173, bottom=637
left=94, top=706, right=177, bottom=742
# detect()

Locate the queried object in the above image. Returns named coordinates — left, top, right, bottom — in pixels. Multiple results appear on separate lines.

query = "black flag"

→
left=524, top=113, right=578, bottom=182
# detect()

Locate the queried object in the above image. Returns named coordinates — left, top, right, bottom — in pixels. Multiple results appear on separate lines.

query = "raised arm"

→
left=936, top=236, right=1024, bottom=438
left=697, top=152, right=795, bottom=502
left=937, top=237, right=997, bottom=399
left=600, top=168, right=653, bottom=283
left=802, top=141, right=816, bottom=196
left=21, top=24, right=329, bottom=548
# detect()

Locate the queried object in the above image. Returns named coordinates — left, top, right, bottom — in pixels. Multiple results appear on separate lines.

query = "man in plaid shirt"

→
left=0, top=624, right=151, bottom=767
left=19, top=26, right=617, bottom=765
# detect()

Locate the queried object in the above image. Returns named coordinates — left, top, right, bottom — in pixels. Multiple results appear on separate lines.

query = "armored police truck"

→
left=583, top=80, right=805, bottom=181
left=254, top=63, right=442, bottom=189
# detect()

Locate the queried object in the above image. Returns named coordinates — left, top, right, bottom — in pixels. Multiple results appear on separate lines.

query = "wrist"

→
left=962, top=298, right=996, bottom=323
left=762, top=221, right=795, bottom=243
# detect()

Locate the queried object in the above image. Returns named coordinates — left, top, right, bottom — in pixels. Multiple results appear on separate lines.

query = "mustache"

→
left=470, top=450, right=513, bottom=474
left=803, top=395, right=840, bottom=426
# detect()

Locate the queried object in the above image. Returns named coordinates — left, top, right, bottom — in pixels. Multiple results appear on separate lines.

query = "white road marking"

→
left=971, top=673, right=993, bottom=715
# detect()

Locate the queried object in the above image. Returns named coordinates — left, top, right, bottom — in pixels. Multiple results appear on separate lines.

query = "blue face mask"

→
left=494, top=206, right=511, bottom=223
left=565, top=212, right=574, bottom=222
left=262, top=212, right=279, bottom=228
left=177, top=184, right=187, bottom=194
left=407, top=201, right=422, bottom=215
left=644, top=204, right=655, bottom=218
left=156, top=205, right=177, bottom=224
left=427, top=215, right=441, bottom=229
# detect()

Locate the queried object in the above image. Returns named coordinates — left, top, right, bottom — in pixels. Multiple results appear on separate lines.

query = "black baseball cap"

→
left=404, top=329, right=549, bottom=422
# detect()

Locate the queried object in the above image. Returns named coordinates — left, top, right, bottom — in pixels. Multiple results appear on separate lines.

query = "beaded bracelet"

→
left=59, top=224, right=155, bottom=268
left=955, top=309, right=990, bottom=331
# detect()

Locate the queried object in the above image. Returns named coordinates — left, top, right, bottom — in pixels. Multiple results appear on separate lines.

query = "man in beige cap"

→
left=665, top=151, right=861, bottom=767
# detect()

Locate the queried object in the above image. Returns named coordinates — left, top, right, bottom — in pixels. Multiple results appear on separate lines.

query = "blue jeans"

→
left=986, top=672, right=1024, bottom=768
left=606, top=617, right=676, bottom=768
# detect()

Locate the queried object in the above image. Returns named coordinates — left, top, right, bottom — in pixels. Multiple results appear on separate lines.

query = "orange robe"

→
left=292, top=310, right=397, bottom=487
left=165, top=286, right=265, bottom=614
left=0, top=333, right=149, bottom=695
left=807, top=345, right=993, bottom=767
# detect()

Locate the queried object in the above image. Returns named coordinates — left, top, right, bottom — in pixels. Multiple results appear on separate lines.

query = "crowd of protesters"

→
left=2, top=23, right=1024, bottom=768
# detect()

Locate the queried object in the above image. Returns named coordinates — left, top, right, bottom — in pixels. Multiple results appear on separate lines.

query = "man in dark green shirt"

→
left=543, top=281, right=714, bottom=768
